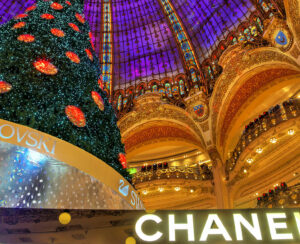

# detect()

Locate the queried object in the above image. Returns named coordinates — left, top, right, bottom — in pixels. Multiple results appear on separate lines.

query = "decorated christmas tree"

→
left=0, top=0, right=129, bottom=180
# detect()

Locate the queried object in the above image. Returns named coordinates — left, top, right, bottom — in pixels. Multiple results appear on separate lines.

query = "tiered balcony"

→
left=226, top=98, right=299, bottom=174
left=132, top=165, right=213, bottom=185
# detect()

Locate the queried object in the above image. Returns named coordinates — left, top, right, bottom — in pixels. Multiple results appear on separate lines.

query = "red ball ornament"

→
left=98, top=77, right=104, bottom=90
left=12, top=22, right=26, bottom=29
left=17, top=34, right=35, bottom=43
left=51, top=2, right=63, bottom=10
left=0, top=81, right=12, bottom=94
left=51, top=28, right=65, bottom=37
left=25, top=5, right=36, bottom=12
left=91, top=91, right=104, bottom=111
left=85, top=49, right=93, bottom=61
left=33, top=59, right=58, bottom=75
left=68, top=23, right=80, bottom=32
left=66, top=51, right=80, bottom=63
left=65, top=106, right=86, bottom=127
left=89, top=31, right=93, bottom=39
left=118, top=153, right=127, bottom=169
left=75, top=13, right=85, bottom=24
left=66, top=1, right=71, bottom=5
left=41, top=13, right=55, bottom=19
left=14, top=13, right=28, bottom=20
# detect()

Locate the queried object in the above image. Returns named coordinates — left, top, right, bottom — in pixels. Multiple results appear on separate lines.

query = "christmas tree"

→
left=0, top=0, right=129, bottom=181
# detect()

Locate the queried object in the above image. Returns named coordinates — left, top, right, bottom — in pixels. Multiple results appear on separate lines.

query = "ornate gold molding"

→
left=210, top=47, right=300, bottom=151
left=284, top=0, right=300, bottom=46
left=118, top=93, right=206, bottom=149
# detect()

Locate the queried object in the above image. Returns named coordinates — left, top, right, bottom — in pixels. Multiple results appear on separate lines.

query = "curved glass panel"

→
left=0, top=141, right=133, bottom=209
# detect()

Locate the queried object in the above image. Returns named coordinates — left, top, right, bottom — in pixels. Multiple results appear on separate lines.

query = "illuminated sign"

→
left=0, top=123, right=57, bottom=155
left=119, top=179, right=143, bottom=209
left=135, top=209, right=300, bottom=243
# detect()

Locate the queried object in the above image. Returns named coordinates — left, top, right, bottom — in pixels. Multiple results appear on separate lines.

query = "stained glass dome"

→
left=0, top=0, right=255, bottom=91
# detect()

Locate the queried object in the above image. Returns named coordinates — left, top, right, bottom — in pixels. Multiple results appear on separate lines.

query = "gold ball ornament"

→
left=59, top=212, right=71, bottom=225
left=125, top=237, right=136, bottom=244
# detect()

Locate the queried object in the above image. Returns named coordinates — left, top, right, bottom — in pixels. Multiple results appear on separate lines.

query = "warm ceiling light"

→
left=288, top=129, right=295, bottom=135
left=174, top=187, right=180, bottom=191
left=243, top=169, right=247, bottom=173
left=142, top=190, right=148, bottom=195
left=270, top=137, right=277, bottom=143
left=256, top=148, right=263, bottom=154
left=246, top=158, right=253, bottom=164
left=158, top=187, right=164, bottom=192
left=190, top=189, right=194, bottom=193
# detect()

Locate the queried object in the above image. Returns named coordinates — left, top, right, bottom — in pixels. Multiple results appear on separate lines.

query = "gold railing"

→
left=132, top=166, right=213, bottom=185
left=256, top=183, right=300, bottom=208
left=226, top=98, right=299, bottom=174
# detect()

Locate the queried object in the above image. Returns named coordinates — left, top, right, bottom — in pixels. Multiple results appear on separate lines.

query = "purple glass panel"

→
left=111, top=0, right=184, bottom=88
left=172, top=0, right=254, bottom=62
left=0, top=0, right=36, bottom=25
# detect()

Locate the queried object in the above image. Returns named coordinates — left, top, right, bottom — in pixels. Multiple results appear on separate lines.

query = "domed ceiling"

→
left=0, top=0, right=255, bottom=89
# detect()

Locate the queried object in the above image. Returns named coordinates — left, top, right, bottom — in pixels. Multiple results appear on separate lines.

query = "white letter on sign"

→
left=267, top=213, right=293, bottom=240
left=294, top=212, right=300, bottom=235
left=234, top=213, right=262, bottom=240
left=135, top=214, right=163, bottom=242
left=169, top=214, right=194, bottom=241
left=200, top=214, right=232, bottom=241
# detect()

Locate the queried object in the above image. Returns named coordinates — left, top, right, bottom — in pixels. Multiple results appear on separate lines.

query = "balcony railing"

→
left=226, top=98, right=299, bottom=174
left=256, top=183, right=300, bottom=208
left=132, top=166, right=213, bottom=185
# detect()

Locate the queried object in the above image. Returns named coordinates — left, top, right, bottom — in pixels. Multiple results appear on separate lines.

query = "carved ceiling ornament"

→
left=210, top=47, right=300, bottom=148
left=263, top=17, right=293, bottom=51
left=284, top=0, right=300, bottom=46
left=118, top=93, right=206, bottom=149
left=184, top=90, right=209, bottom=123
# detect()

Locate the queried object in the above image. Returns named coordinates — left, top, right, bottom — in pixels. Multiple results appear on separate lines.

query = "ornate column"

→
left=208, top=147, right=232, bottom=209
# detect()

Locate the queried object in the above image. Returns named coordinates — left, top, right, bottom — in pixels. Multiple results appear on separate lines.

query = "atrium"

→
left=0, top=0, right=299, bottom=211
